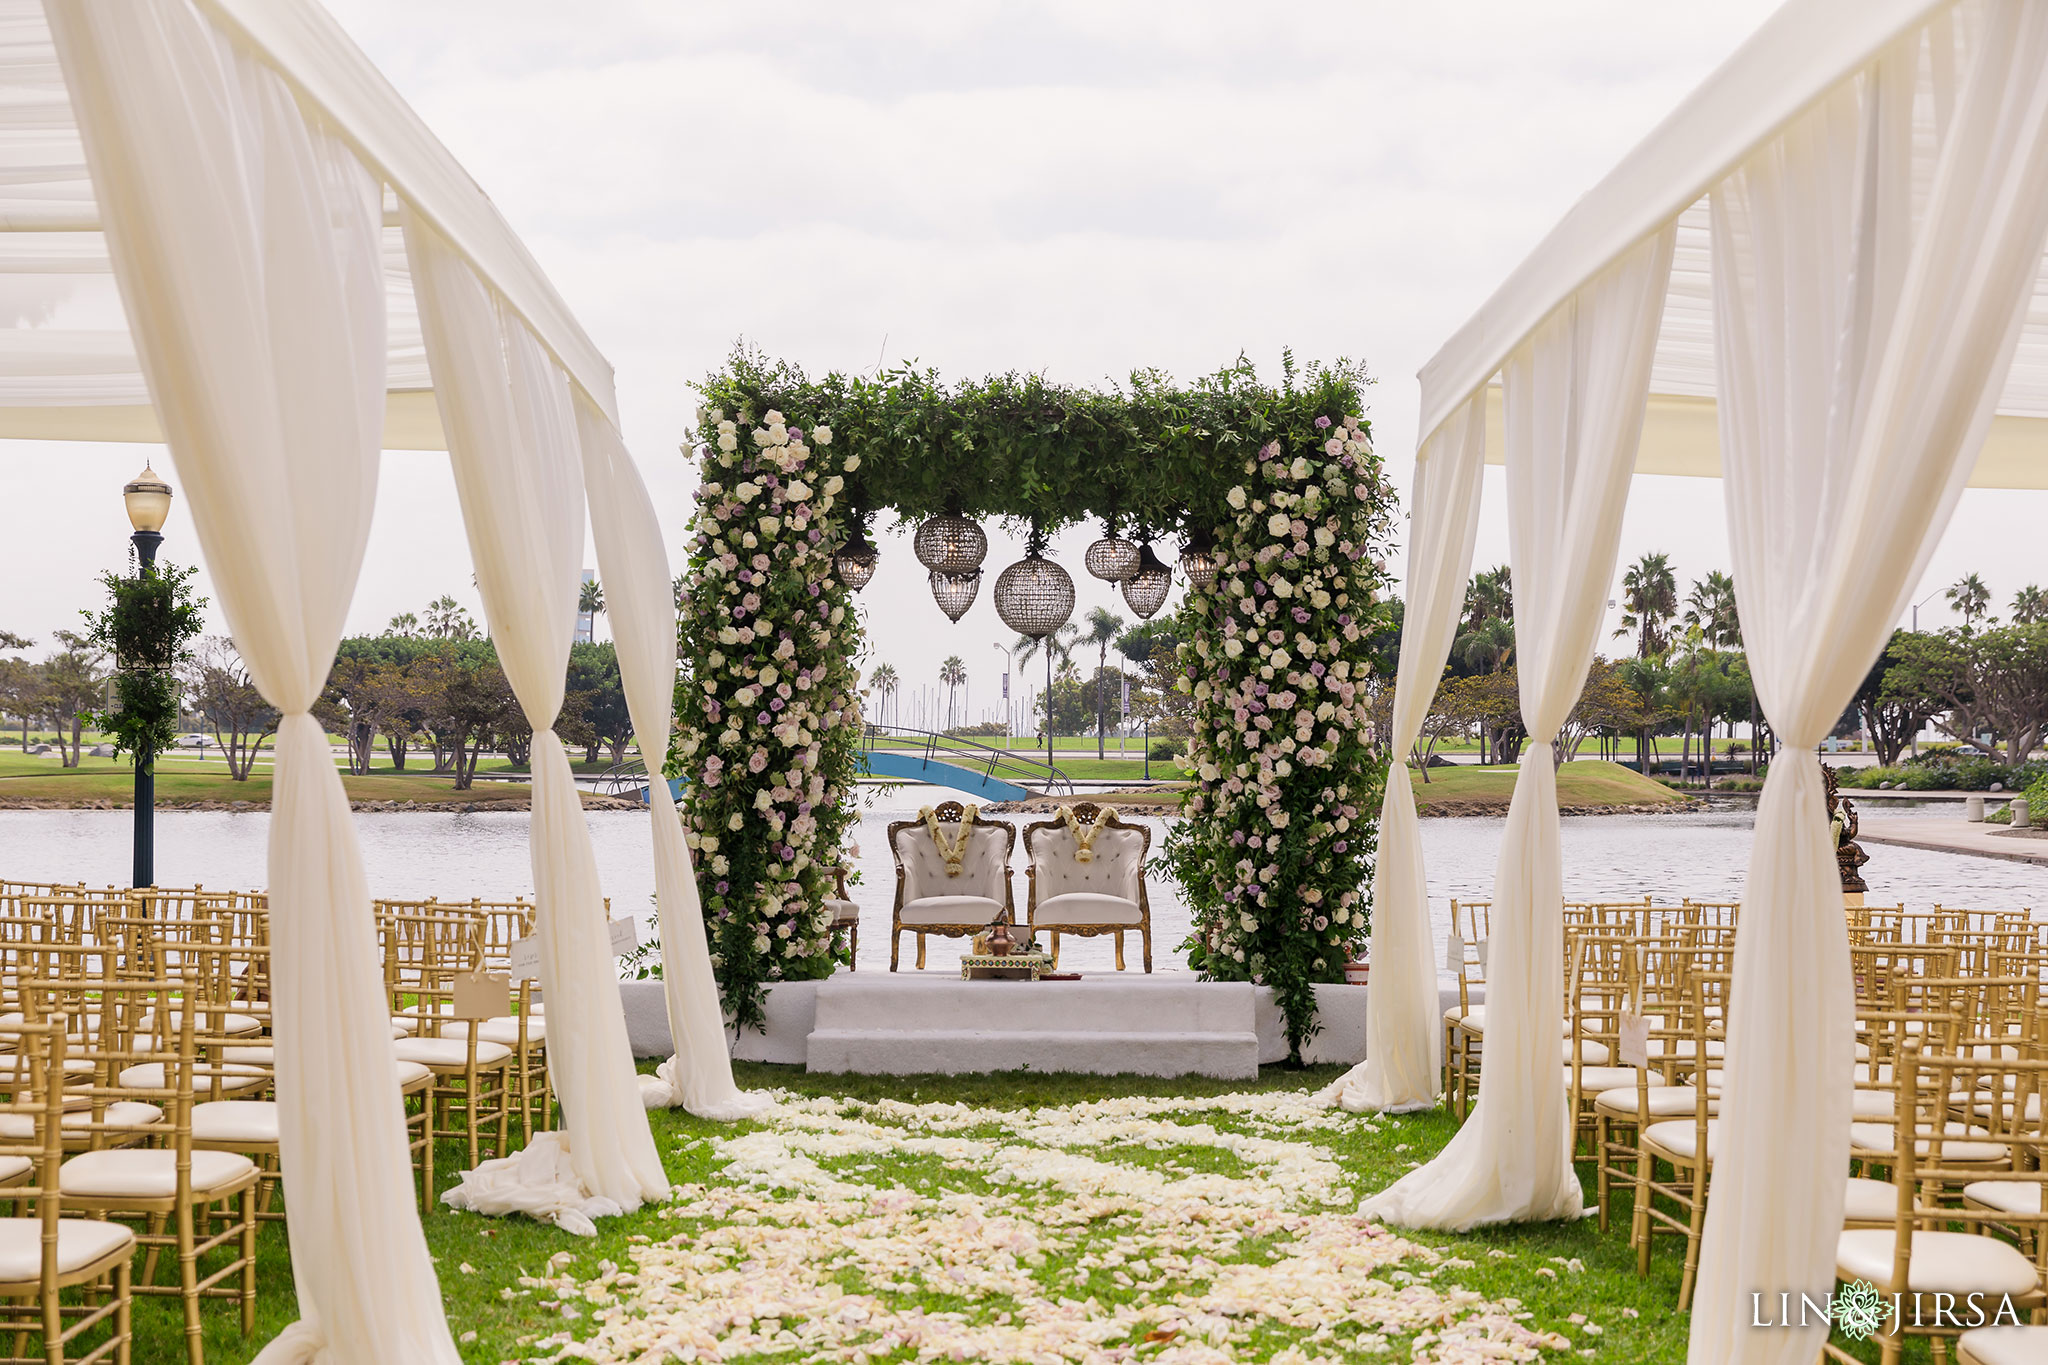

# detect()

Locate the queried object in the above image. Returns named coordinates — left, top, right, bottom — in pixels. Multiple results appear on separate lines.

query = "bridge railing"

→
left=860, top=724, right=1073, bottom=795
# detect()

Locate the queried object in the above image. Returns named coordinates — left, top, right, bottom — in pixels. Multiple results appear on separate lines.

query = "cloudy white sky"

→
left=7, top=0, right=2043, bottom=727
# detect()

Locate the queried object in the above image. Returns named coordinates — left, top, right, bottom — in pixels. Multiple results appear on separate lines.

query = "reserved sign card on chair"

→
left=508, top=918, right=638, bottom=980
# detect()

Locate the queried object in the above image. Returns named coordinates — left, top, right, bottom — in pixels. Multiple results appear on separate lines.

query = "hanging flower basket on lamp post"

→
left=1121, top=542, right=1173, bottom=619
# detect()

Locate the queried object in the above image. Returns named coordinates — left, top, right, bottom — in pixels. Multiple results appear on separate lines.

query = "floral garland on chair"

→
left=1057, top=805, right=1119, bottom=862
left=919, top=805, right=979, bottom=876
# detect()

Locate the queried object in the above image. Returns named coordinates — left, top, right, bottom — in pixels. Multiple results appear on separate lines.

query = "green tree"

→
left=1684, top=570, right=1741, bottom=648
left=0, top=630, right=30, bottom=652
left=1081, top=605, right=1127, bottom=758
left=578, top=578, right=606, bottom=642
left=385, top=612, right=420, bottom=638
left=1454, top=616, right=1514, bottom=676
left=566, top=642, right=632, bottom=765
left=1947, top=572, right=1992, bottom=630
left=1615, top=654, right=1672, bottom=773
left=81, top=559, right=205, bottom=772
left=1461, top=565, right=1512, bottom=632
left=937, top=654, right=967, bottom=731
left=2012, top=584, right=2047, bottom=625
left=184, top=636, right=280, bottom=780
left=1857, top=630, right=1937, bottom=765
left=423, top=594, right=478, bottom=641
left=1615, top=551, right=1679, bottom=659
left=866, top=663, right=900, bottom=729
left=38, top=633, right=104, bottom=769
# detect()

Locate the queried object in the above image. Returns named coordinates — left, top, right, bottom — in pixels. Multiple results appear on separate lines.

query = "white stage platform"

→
left=619, top=974, right=1477, bottom=1078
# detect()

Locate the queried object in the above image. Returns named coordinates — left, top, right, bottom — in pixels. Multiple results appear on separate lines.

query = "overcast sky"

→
left=6, top=0, right=2043, bottom=728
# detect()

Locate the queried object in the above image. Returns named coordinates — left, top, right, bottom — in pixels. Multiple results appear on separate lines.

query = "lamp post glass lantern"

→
left=121, top=462, right=172, bottom=888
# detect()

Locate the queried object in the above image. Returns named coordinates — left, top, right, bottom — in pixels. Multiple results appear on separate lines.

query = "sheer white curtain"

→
left=1362, top=227, right=1674, bottom=1229
left=45, top=2, right=460, bottom=1359
left=575, top=402, right=769, bottom=1121
left=1321, top=395, right=1484, bottom=1114
left=1691, top=7, right=2048, bottom=1358
left=405, top=215, right=668, bottom=1229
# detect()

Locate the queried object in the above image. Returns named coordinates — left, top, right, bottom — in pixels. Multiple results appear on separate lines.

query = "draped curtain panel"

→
left=43, top=1, right=461, bottom=1359
left=1362, top=227, right=1675, bottom=1230
left=1322, top=394, right=1485, bottom=1114
left=574, top=400, right=767, bottom=1121
left=1691, top=6, right=2048, bottom=1358
left=404, top=215, right=668, bottom=1224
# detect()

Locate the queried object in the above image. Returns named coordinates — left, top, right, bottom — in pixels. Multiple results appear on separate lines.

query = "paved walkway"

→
left=1860, top=817, right=2048, bottom=866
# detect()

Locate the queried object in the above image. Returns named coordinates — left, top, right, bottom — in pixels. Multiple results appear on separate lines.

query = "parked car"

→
left=175, top=732, right=208, bottom=749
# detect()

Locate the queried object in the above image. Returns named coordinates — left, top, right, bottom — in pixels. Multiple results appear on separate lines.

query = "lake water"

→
left=5, top=797, right=2048, bottom=980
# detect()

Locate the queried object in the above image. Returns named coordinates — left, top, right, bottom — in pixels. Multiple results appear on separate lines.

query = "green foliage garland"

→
left=1160, top=385, right=1396, bottom=1058
left=82, top=560, right=205, bottom=765
left=672, top=396, right=865, bottom=1030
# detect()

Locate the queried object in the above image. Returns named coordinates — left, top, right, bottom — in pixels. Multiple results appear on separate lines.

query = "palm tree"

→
left=1462, top=565, right=1513, bottom=631
left=385, top=612, right=420, bottom=638
left=1615, top=552, right=1679, bottom=658
left=866, top=663, right=900, bottom=729
left=938, top=655, right=967, bottom=731
left=1683, top=570, right=1741, bottom=648
left=424, top=594, right=476, bottom=641
left=1455, top=617, right=1514, bottom=674
left=2012, top=584, right=2047, bottom=626
left=1080, top=606, right=1127, bottom=758
left=1014, top=625, right=1079, bottom=767
left=1948, top=572, right=1992, bottom=629
left=578, top=578, right=606, bottom=641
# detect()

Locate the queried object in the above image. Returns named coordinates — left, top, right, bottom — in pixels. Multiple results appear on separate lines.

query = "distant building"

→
left=574, top=568, right=595, bottom=644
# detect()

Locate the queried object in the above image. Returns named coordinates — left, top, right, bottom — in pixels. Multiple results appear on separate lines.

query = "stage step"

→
left=805, top=976, right=1262, bottom=1078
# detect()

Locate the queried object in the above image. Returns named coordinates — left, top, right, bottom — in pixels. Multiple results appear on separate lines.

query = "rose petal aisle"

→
left=508, top=1089, right=1574, bottom=1364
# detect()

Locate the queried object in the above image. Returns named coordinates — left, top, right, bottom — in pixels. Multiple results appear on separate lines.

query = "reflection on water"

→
left=6, top=799, right=2048, bottom=981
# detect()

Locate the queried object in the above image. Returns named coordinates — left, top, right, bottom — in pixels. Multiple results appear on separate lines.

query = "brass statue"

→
left=1823, top=763, right=1869, bottom=895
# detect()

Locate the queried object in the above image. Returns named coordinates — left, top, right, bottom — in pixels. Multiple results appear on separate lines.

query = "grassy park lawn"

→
left=0, top=748, right=534, bottom=807
left=1408, top=759, right=1688, bottom=815
left=168, top=1063, right=1723, bottom=1365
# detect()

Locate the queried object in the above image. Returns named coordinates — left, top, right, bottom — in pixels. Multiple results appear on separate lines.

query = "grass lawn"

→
left=0, top=748, right=534, bottom=807
left=1410, top=760, right=1688, bottom=815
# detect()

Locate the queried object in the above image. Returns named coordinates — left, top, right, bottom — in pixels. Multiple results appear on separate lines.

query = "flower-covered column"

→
left=674, top=404, right=865, bottom=1029
left=1164, top=399, right=1396, bottom=1055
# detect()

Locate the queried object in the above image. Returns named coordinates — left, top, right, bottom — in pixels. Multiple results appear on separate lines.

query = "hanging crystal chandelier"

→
left=993, top=555, right=1076, bottom=638
left=929, top=569, right=981, bottom=622
left=1121, top=542, right=1173, bottom=619
left=1178, top=529, right=1220, bottom=591
left=913, top=512, right=987, bottom=575
left=835, top=525, right=879, bottom=591
left=1083, top=524, right=1140, bottom=583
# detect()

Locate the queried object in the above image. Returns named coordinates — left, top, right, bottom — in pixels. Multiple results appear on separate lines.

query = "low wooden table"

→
left=959, top=950, right=1051, bottom=981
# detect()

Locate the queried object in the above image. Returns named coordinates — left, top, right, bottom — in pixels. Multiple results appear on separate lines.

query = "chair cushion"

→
left=191, top=1101, right=279, bottom=1145
left=1034, top=892, right=1142, bottom=927
left=1569, top=1066, right=1642, bottom=1094
left=434, top=1017, right=544, bottom=1046
left=60, top=1148, right=256, bottom=1200
left=825, top=898, right=860, bottom=927
left=1642, top=1118, right=1719, bottom=1162
left=897, top=895, right=1004, bottom=927
left=1568, top=1040, right=1612, bottom=1066
left=1851, top=1090, right=1895, bottom=1120
left=1595, top=1086, right=1711, bottom=1119
left=1030, top=823, right=1146, bottom=903
left=894, top=822, right=1010, bottom=905
left=394, top=1060, right=432, bottom=1089
left=1964, top=1180, right=2043, bottom=1216
left=1445, top=1004, right=1485, bottom=1032
left=391, top=1037, right=511, bottom=1068
left=117, top=1063, right=267, bottom=1095
left=1961, top=1326, right=2048, bottom=1365
left=1844, top=1176, right=1902, bottom=1224
left=1838, top=1229, right=2041, bottom=1297
left=0, top=1217, right=133, bottom=1283
left=0, top=1156, right=28, bottom=1186
left=139, top=1009, right=263, bottom=1037
left=0, top=1102, right=162, bottom=1141
left=1849, top=1122, right=2008, bottom=1164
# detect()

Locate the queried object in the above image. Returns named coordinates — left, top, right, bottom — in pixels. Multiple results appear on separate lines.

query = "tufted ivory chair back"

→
left=1032, top=823, right=1145, bottom=903
left=895, top=821, right=1010, bottom=904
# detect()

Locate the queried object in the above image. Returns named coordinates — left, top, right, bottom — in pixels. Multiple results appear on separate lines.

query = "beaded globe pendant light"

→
left=930, top=569, right=981, bottom=622
left=994, top=553, right=1075, bottom=639
left=1121, top=542, right=1173, bottom=619
left=835, top=524, right=880, bottom=592
left=1178, top=528, right=1221, bottom=592
left=913, top=511, right=987, bottom=575
left=1083, top=521, right=1140, bottom=583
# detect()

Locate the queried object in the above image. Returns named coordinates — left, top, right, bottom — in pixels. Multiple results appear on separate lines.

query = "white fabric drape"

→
left=1321, top=395, right=1484, bottom=1114
left=575, top=401, right=768, bottom=1121
left=1362, top=227, right=1674, bottom=1230
left=1691, top=7, right=2048, bottom=1358
left=44, top=2, right=458, bottom=1359
left=405, top=215, right=668, bottom=1225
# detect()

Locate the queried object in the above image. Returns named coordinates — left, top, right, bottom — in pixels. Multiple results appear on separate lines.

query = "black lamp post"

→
left=121, top=463, right=172, bottom=889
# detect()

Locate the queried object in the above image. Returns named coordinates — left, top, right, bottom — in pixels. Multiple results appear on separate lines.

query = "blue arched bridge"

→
left=598, top=725, right=1072, bottom=805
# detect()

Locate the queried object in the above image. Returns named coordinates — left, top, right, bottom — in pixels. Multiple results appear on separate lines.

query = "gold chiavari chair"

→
left=0, top=1014, right=135, bottom=1365
left=32, top=975, right=259, bottom=1365
left=1629, top=960, right=1730, bottom=1308
left=455, top=899, right=549, bottom=1142
left=1829, top=1045, right=2048, bottom=1365
left=1566, top=933, right=1639, bottom=1170
left=1443, top=899, right=1490, bottom=1121
left=383, top=910, right=514, bottom=1174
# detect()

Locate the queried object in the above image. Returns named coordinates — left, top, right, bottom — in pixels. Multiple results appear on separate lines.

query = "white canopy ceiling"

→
left=1426, top=0, right=2048, bottom=489
left=0, top=0, right=616, bottom=450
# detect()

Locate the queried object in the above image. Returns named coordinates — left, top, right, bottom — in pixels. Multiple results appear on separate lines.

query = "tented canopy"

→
left=0, top=0, right=616, bottom=448
left=1430, top=0, right=2048, bottom=488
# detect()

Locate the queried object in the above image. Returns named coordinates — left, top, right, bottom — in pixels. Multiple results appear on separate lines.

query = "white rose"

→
left=1272, top=578, right=1292, bottom=598
left=717, top=432, right=738, bottom=452
left=823, top=475, right=844, bottom=495
left=1223, top=638, right=1244, bottom=658
left=1290, top=457, right=1310, bottom=480
left=786, top=480, right=812, bottom=501
left=728, top=813, right=744, bottom=831
left=764, top=410, right=784, bottom=426
left=1227, top=487, right=1247, bottom=510
left=843, top=453, right=860, bottom=470
left=1266, top=511, right=1289, bottom=537
left=812, top=425, right=833, bottom=445
left=709, top=407, right=725, bottom=423
left=760, top=516, right=780, bottom=535
left=767, top=423, right=789, bottom=445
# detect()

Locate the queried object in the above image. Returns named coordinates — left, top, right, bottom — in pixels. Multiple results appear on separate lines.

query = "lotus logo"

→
left=1830, top=1281, right=1888, bottom=1342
